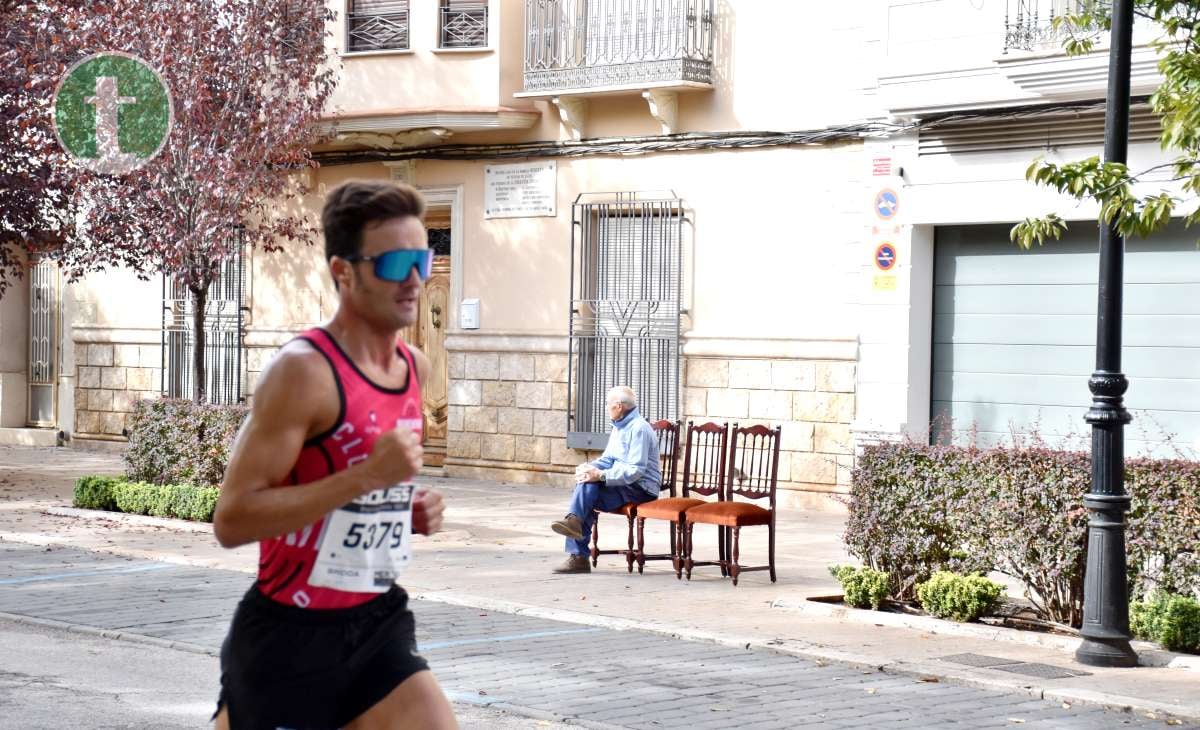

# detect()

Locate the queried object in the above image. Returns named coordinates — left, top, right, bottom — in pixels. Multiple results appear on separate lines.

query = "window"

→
left=162, top=247, right=246, bottom=405
left=347, top=0, right=410, bottom=53
left=567, top=193, right=685, bottom=449
left=27, top=258, right=59, bottom=427
left=439, top=1, right=488, bottom=49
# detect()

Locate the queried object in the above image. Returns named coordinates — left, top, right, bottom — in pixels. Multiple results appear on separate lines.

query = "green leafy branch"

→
left=1013, top=1, right=1200, bottom=249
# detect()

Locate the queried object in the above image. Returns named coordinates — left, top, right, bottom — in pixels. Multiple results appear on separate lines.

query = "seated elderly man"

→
left=550, top=385, right=661, bottom=574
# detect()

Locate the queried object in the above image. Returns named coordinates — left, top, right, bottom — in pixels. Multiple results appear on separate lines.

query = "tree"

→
left=1012, top=2, right=1200, bottom=248
left=1, top=0, right=337, bottom=402
left=0, top=0, right=82, bottom=292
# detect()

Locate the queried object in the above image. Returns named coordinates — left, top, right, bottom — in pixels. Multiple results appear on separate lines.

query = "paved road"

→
left=0, top=542, right=1190, bottom=729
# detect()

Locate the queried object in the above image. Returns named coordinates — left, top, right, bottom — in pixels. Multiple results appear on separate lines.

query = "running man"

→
left=212, top=180, right=456, bottom=729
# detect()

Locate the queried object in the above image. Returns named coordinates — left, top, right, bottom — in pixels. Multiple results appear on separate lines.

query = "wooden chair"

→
left=588, top=420, right=680, bottom=572
left=635, top=421, right=729, bottom=579
left=683, top=423, right=782, bottom=585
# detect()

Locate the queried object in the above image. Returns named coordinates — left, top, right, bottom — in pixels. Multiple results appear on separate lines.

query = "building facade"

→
left=2, top=0, right=1197, bottom=505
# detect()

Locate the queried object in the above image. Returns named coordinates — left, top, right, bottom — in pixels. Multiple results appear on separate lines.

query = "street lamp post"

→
left=1076, top=0, right=1138, bottom=669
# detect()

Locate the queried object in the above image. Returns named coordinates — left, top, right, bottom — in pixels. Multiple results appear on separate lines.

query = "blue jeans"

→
left=565, top=481, right=657, bottom=555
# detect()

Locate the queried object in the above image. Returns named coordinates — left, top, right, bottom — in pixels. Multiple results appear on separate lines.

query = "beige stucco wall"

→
left=326, top=0, right=505, bottom=113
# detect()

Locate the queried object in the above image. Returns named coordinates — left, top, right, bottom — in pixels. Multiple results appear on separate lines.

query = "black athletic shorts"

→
left=216, top=585, right=430, bottom=730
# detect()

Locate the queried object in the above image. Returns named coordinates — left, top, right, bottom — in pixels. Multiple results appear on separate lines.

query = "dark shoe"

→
left=551, top=514, right=584, bottom=540
left=553, top=555, right=591, bottom=574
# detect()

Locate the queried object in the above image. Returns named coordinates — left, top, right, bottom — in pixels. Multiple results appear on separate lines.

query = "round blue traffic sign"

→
left=875, top=188, right=899, bottom=219
left=875, top=243, right=897, bottom=271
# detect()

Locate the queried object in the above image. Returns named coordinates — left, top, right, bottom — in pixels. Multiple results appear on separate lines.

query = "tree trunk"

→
left=191, top=282, right=208, bottom=404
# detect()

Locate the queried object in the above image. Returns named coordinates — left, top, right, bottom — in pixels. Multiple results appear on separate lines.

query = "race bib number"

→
left=309, top=484, right=414, bottom=593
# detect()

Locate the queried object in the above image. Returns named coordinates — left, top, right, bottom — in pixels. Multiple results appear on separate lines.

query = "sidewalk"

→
left=1, top=445, right=1197, bottom=723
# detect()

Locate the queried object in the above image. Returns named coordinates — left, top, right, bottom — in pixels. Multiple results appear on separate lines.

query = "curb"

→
left=43, top=506, right=213, bottom=534
left=0, top=611, right=218, bottom=657
left=411, top=590, right=1200, bottom=725
left=771, top=596, right=1200, bottom=673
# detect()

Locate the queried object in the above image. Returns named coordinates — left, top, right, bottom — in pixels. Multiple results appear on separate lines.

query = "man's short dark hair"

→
left=322, top=180, right=426, bottom=262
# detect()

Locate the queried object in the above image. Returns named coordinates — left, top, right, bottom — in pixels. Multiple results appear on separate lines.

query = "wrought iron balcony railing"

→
left=1004, top=0, right=1107, bottom=53
left=523, top=0, right=714, bottom=94
left=347, top=1, right=410, bottom=53
left=440, top=3, right=488, bottom=49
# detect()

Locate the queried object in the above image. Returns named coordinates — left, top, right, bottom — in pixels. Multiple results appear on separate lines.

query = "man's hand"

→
left=361, top=427, right=423, bottom=493
left=576, top=465, right=603, bottom=484
left=411, top=487, right=445, bottom=535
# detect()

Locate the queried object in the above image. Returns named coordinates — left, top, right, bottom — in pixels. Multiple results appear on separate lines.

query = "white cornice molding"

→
left=323, top=109, right=539, bottom=135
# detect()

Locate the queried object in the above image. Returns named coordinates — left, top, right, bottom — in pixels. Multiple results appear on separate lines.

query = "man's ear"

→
left=329, top=257, right=353, bottom=292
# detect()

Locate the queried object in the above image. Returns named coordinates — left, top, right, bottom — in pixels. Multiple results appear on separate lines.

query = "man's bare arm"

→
left=213, top=344, right=422, bottom=548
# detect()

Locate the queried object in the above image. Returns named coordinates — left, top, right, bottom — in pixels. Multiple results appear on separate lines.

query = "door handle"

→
left=430, top=304, right=442, bottom=329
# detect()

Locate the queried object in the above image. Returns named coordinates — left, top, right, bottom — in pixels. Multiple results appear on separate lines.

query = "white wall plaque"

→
left=484, top=161, right=556, bottom=219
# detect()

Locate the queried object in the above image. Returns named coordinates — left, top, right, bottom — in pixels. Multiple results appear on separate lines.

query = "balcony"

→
left=1002, top=0, right=1105, bottom=54
left=347, top=0, right=410, bottom=53
left=439, top=1, right=488, bottom=49
left=520, top=0, right=714, bottom=97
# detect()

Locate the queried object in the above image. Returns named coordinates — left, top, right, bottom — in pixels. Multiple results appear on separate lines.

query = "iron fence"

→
left=524, top=0, right=714, bottom=92
left=568, top=192, right=685, bottom=450
left=1004, top=0, right=1107, bottom=53
left=348, top=0, right=410, bottom=52
left=440, top=2, right=488, bottom=48
left=161, top=248, right=246, bottom=405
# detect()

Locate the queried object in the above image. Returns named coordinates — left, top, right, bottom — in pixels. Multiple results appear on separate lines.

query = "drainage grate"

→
left=939, top=653, right=1023, bottom=668
left=995, top=662, right=1091, bottom=679
left=938, top=654, right=1092, bottom=679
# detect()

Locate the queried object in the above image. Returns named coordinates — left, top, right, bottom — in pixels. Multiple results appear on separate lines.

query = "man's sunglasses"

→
left=344, top=249, right=434, bottom=282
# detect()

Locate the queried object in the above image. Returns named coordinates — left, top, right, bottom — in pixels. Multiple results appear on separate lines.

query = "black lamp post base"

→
left=1076, top=637, right=1138, bottom=668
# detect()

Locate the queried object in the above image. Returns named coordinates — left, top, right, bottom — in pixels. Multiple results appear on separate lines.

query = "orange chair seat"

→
left=684, top=501, right=771, bottom=527
left=635, top=497, right=705, bottom=521
left=595, top=502, right=638, bottom=517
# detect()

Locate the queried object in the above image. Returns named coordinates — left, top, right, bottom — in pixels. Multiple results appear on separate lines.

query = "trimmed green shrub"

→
left=1131, top=593, right=1200, bottom=654
left=846, top=441, right=1200, bottom=627
left=917, top=571, right=1004, bottom=623
left=829, top=564, right=891, bottom=610
left=73, top=476, right=219, bottom=522
left=73, top=475, right=121, bottom=511
left=124, top=398, right=247, bottom=488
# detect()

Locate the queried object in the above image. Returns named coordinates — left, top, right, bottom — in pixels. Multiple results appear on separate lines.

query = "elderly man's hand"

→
left=575, top=466, right=604, bottom=484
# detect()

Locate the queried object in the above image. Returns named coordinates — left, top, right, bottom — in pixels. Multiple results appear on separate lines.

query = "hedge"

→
left=125, top=398, right=247, bottom=488
left=845, top=442, right=1200, bottom=627
left=73, top=476, right=219, bottom=522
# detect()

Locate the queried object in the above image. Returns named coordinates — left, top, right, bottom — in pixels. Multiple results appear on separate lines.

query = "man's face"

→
left=335, top=216, right=428, bottom=330
left=607, top=398, right=626, bottom=422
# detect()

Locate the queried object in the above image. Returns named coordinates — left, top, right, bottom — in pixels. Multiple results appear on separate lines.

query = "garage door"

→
left=932, top=221, right=1200, bottom=459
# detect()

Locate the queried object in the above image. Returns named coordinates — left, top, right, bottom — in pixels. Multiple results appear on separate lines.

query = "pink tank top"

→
left=256, top=327, right=424, bottom=609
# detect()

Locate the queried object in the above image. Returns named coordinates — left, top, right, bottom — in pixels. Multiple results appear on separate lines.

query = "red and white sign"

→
left=872, top=156, right=893, bottom=176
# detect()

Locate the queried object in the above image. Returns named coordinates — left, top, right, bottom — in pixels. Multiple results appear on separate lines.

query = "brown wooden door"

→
left=416, top=257, right=450, bottom=467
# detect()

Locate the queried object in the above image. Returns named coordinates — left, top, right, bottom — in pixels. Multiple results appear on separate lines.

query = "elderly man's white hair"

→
left=606, top=385, right=637, bottom=408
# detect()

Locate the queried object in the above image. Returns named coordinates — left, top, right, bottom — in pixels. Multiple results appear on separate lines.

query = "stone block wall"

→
left=442, top=347, right=857, bottom=500
left=444, top=350, right=579, bottom=486
left=73, top=341, right=162, bottom=437
left=684, top=357, right=856, bottom=496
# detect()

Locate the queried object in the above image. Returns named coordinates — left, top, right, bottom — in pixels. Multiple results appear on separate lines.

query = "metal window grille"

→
left=524, top=0, right=714, bottom=92
left=348, top=0, right=410, bottom=52
left=440, top=1, right=488, bottom=48
left=161, top=245, right=247, bottom=404
left=27, top=258, right=59, bottom=427
left=567, top=192, right=685, bottom=450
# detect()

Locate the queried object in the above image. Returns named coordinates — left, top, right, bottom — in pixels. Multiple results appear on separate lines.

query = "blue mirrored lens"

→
left=374, top=249, right=433, bottom=282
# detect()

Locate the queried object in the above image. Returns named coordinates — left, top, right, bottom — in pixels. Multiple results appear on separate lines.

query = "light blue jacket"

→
left=591, top=407, right=662, bottom=497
